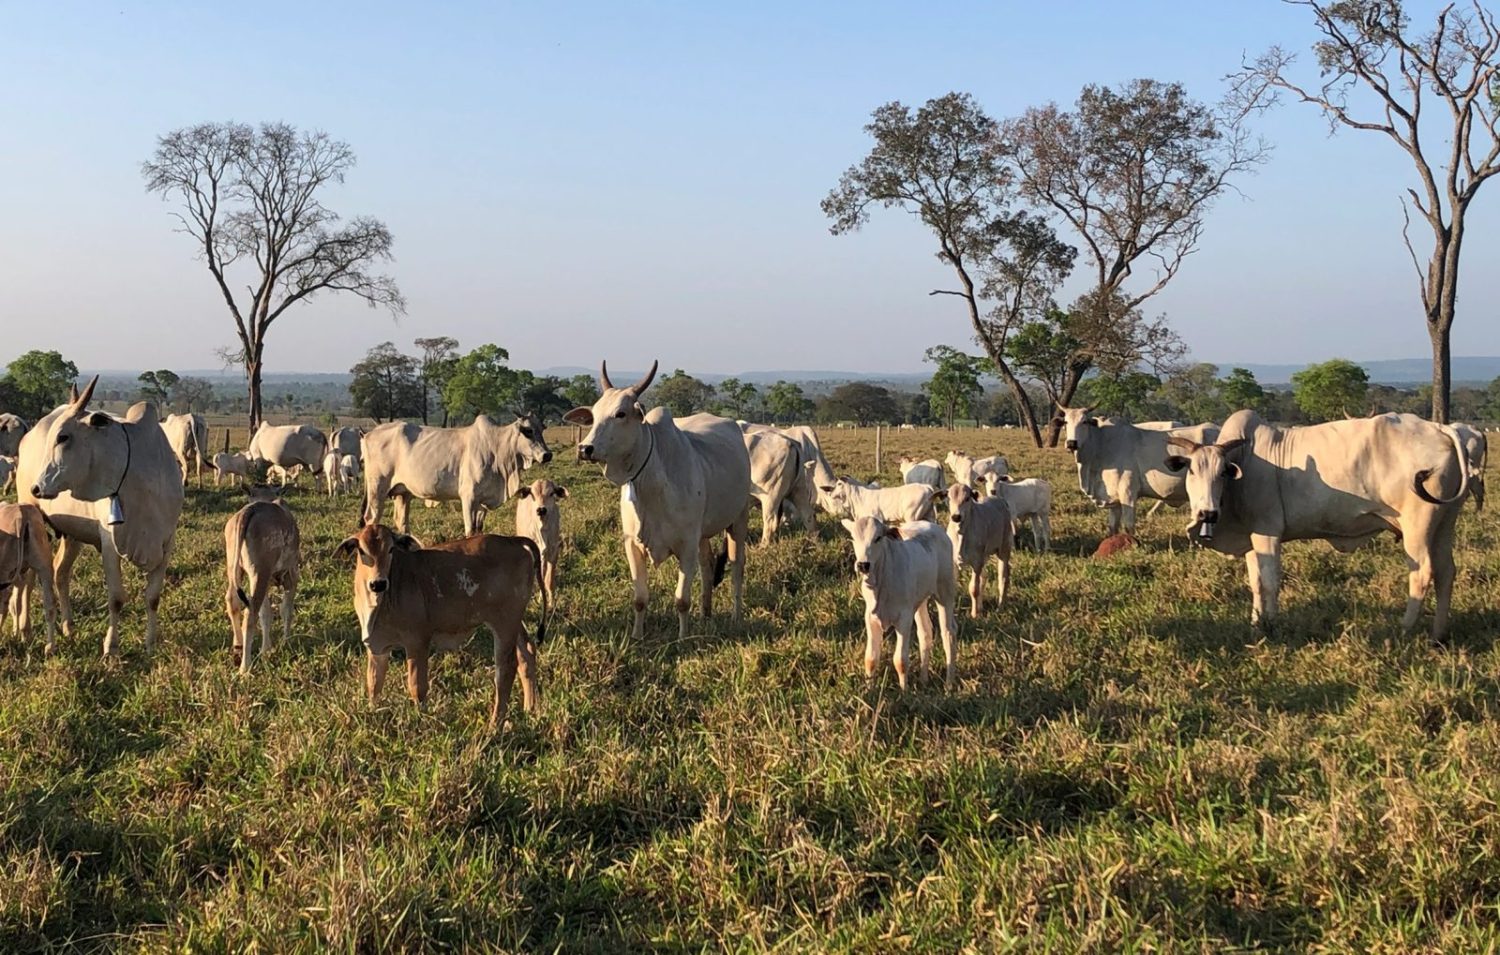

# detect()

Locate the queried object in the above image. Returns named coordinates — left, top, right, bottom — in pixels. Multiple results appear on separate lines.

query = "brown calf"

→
left=336, top=524, right=547, bottom=728
left=0, top=503, right=57, bottom=652
left=224, top=487, right=301, bottom=673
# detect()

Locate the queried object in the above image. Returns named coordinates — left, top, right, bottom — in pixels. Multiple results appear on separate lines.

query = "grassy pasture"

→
left=3, top=423, right=1500, bottom=951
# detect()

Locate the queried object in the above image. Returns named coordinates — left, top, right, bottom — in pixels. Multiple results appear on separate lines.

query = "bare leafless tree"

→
left=143, top=122, right=405, bottom=429
left=1230, top=1, right=1500, bottom=423
left=1000, top=79, right=1267, bottom=441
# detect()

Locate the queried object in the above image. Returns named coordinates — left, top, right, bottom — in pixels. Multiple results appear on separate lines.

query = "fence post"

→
left=874, top=424, right=883, bottom=474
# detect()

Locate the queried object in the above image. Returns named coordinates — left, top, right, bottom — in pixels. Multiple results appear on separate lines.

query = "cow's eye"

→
left=614, top=411, right=626, bottom=419
left=520, top=428, right=533, bottom=438
left=56, top=434, right=69, bottom=445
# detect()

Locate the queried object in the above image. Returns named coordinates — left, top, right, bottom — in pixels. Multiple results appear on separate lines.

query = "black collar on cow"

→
left=113, top=419, right=132, bottom=499
left=627, top=423, right=655, bottom=486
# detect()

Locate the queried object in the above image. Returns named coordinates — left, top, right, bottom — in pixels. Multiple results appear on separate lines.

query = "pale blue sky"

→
left=1, top=1, right=1495, bottom=375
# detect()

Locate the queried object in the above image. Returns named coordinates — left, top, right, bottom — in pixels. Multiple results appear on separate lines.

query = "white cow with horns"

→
left=565, top=360, right=751, bottom=640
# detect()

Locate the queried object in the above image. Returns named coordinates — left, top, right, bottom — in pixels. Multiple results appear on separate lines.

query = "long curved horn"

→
left=599, top=360, right=614, bottom=391
left=1165, top=436, right=1201, bottom=453
left=71, top=375, right=99, bottom=412
left=631, top=359, right=659, bottom=395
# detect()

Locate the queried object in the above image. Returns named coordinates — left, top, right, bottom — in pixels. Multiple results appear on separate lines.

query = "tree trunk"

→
left=1427, top=213, right=1463, bottom=424
left=1048, top=364, right=1089, bottom=447
left=247, top=354, right=264, bottom=432
left=1429, top=320, right=1451, bottom=424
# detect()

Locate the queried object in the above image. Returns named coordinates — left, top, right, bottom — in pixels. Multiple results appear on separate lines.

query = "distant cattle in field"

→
left=0, top=414, right=28, bottom=458
left=248, top=423, right=328, bottom=476
left=161, top=412, right=208, bottom=486
left=842, top=517, right=959, bottom=689
left=0, top=455, right=14, bottom=494
left=945, top=450, right=1007, bottom=489
left=744, top=429, right=803, bottom=545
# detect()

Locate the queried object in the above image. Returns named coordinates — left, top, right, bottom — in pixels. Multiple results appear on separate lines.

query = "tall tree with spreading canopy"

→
left=137, top=369, right=180, bottom=406
left=349, top=342, right=422, bottom=423
left=822, top=93, right=1070, bottom=446
left=1000, top=78, right=1265, bottom=441
left=764, top=381, right=812, bottom=423
left=143, top=122, right=405, bottom=430
left=442, top=345, right=521, bottom=421
left=1230, top=1, right=1500, bottom=422
left=3, top=350, right=78, bottom=420
left=1292, top=358, right=1371, bottom=421
left=923, top=346, right=991, bottom=429
left=413, top=336, right=459, bottom=425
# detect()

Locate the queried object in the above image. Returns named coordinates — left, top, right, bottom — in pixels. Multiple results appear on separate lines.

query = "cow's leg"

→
left=32, top=561, right=57, bottom=655
left=936, top=584, right=959, bottom=691
left=1037, top=512, right=1051, bottom=553
left=54, top=537, right=81, bottom=638
left=543, top=558, right=557, bottom=606
left=406, top=646, right=430, bottom=707
left=99, top=533, right=126, bottom=657
left=728, top=506, right=748, bottom=622
left=995, top=551, right=1011, bottom=610
left=1106, top=505, right=1122, bottom=537
left=964, top=563, right=981, bottom=618
left=697, top=538, right=715, bottom=618
left=225, top=577, right=245, bottom=666
left=1120, top=499, right=1138, bottom=534
left=913, top=598, right=934, bottom=684
left=1399, top=513, right=1438, bottom=635
left=392, top=494, right=412, bottom=535
left=675, top=548, right=701, bottom=640
left=625, top=537, right=650, bottom=640
left=489, top=622, right=519, bottom=730
left=460, top=492, right=477, bottom=536
left=366, top=651, right=389, bottom=702
left=892, top=616, right=913, bottom=691
left=143, top=548, right=170, bottom=654
left=517, top=634, right=540, bottom=713
left=1246, top=535, right=1282, bottom=629
left=864, top=611, right=883, bottom=684
left=279, top=581, right=295, bottom=649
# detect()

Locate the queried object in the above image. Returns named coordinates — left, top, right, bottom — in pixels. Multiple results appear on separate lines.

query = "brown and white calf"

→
left=945, top=483, right=1012, bottom=618
left=223, top=487, right=300, bottom=674
left=0, top=502, right=57, bottom=653
left=515, top=478, right=566, bottom=605
left=336, top=523, right=546, bottom=728
left=842, top=516, right=959, bottom=690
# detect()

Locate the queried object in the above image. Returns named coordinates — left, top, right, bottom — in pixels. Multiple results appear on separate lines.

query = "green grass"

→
left=4, top=425, right=1500, bottom=951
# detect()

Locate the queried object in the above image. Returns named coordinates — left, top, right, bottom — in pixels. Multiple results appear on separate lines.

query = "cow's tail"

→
left=227, top=509, right=252, bottom=608
left=519, top=536, right=548, bottom=645
left=1414, top=424, right=1471, bottom=506
left=712, top=542, right=730, bottom=587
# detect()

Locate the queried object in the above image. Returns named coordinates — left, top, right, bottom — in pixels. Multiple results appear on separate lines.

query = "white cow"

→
left=223, top=486, right=300, bottom=674
left=329, top=426, right=363, bottom=462
left=819, top=476, right=936, bottom=524
left=322, top=452, right=360, bottom=496
left=1165, top=411, right=1470, bottom=641
left=247, top=423, right=328, bottom=477
left=565, top=360, right=751, bottom=640
left=0, top=414, right=29, bottom=458
left=362, top=413, right=552, bottom=535
left=1058, top=405, right=1219, bottom=534
left=981, top=474, right=1053, bottom=552
left=842, top=517, right=959, bottom=689
left=945, top=482, right=1012, bottom=617
left=21, top=377, right=184, bottom=655
left=898, top=457, right=944, bottom=490
left=945, top=451, right=1008, bottom=489
left=744, top=428, right=803, bottom=545
left=213, top=451, right=250, bottom=487
left=744, top=423, right=834, bottom=522
left=160, top=412, right=208, bottom=486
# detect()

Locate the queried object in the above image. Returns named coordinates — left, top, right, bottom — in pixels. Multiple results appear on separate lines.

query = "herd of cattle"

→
left=0, top=362, right=1488, bottom=726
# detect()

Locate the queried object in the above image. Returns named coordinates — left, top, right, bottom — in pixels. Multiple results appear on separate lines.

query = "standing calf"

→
left=223, top=488, right=300, bottom=673
left=820, top=476, right=937, bottom=523
left=982, top=474, right=1053, bottom=552
left=945, top=483, right=1012, bottom=617
left=0, top=503, right=58, bottom=653
left=515, top=478, right=566, bottom=605
left=336, top=524, right=546, bottom=728
left=842, top=517, right=959, bottom=690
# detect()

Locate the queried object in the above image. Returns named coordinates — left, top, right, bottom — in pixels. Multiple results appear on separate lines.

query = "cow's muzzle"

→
left=1065, top=440, right=1078, bottom=452
left=855, top=560, right=871, bottom=574
left=536, top=506, right=548, bottom=517
left=1194, top=511, right=1219, bottom=542
left=578, top=444, right=595, bottom=461
left=951, top=513, right=962, bottom=525
left=541, top=451, right=553, bottom=464
left=30, top=484, right=56, bottom=501
left=369, top=578, right=389, bottom=594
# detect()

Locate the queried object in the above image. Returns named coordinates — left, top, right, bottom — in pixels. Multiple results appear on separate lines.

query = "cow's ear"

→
left=516, top=487, right=532, bottom=499
left=555, top=485, right=568, bottom=499
left=840, top=519, right=857, bottom=535
left=819, top=485, right=835, bottom=493
left=883, top=524, right=902, bottom=539
left=1226, top=462, right=1244, bottom=480
left=85, top=412, right=111, bottom=429
left=631, top=402, right=645, bottom=419
left=1218, top=437, right=1249, bottom=457
left=1165, top=455, right=1190, bottom=472
left=394, top=534, right=421, bottom=551
left=333, top=537, right=360, bottom=559
left=563, top=407, right=593, bottom=426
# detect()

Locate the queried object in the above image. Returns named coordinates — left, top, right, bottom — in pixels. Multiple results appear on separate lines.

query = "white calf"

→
left=898, top=457, right=944, bottom=490
left=945, top=483, right=1012, bottom=617
left=983, top=474, right=1052, bottom=552
left=819, top=475, right=936, bottom=523
left=842, top=517, right=959, bottom=690
left=515, top=478, right=565, bottom=605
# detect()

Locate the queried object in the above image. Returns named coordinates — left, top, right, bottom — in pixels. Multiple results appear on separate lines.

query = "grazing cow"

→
left=565, top=360, right=751, bottom=640
left=1164, top=410, right=1470, bottom=641
left=160, top=412, right=208, bottom=486
left=515, top=478, right=565, bottom=604
left=223, top=487, right=300, bottom=673
left=981, top=474, right=1053, bottom=552
left=21, top=377, right=183, bottom=655
left=744, top=423, right=834, bottom=522
left=1452, top=422, right=1488, bottom=510
left=819, top=475, right=937, bottom=523
left=213, top=450, right=250, bottom=487
left=842, top=517, right=959, bottom=689
left=267, top=463, right=303, bottom=487
left=945, top=451, right=1008, bottom=489
left=247, top=423, right=328, bottom=476
left=945, top=483, right=1012, bottom=618
left=1058, top=405, right=1219, bottom=534
left=1092, top=533, right=1137, bottom=558
left=898, top=457, right=944, bottom=490
left=329, top=426, right=363, bottom=464
left=0, top=455, right=14, bottom=494
left=336, top=523, right=545, bottom=728
left=744, top=429, right=802, bottom=545
left=362, top=413, right=552, bottom=535
left=0, top=502, right=57, bottom=653
left=0, top=414, right=29, bottom=458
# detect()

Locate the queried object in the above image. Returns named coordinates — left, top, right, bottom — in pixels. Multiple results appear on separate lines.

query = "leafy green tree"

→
left=173, top=376, right=216, bottom=413
left=137, top=369, right=180, bottom=406
left=561, top=374, right=600, bottom=411
left=822, top=92, right=1063, bottom=446
left=1481, top=377, right=1500, bottom=422
left=1219, top=367, right=1266, bottom=414
left=516, top=373, right=571, bottom=424
left=414, top=336, right=459, bottom=425
left=4, top=350, right=79, bottom=419
left=350, top=342, right=423, bottom=423
left=764, top=381, right=812, bottom=423
left=923, top=346, right=989, bottom=429
left=817, top=382, right=899, bottom=426
left=1159, top=363, right=1226, bottom=423
left=1077, top=372, right=1162, bottom=422
left=1292, top=359, right=1369, bottom=423
left=715, top=377, right=760, bottom=420
left=443, top=345, right=522, bottom=421
left=650, top=370, right=714, bottom=418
